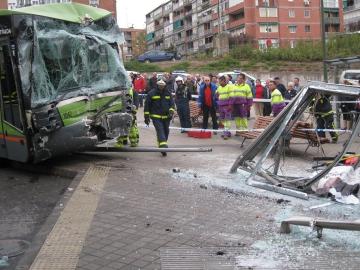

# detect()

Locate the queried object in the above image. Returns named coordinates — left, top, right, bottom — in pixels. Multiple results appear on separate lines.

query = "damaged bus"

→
left=0, top=3, right=133, bottom=163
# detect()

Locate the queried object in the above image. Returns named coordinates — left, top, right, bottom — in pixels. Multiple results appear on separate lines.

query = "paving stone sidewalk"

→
left=75, top=159, right=282, bottom=270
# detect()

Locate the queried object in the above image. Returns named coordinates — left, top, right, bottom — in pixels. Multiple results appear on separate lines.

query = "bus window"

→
left=0, top=45, right=22, bottom=130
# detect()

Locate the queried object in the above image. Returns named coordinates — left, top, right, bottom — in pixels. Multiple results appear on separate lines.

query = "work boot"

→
left=161, top=151, right=167, bottom=157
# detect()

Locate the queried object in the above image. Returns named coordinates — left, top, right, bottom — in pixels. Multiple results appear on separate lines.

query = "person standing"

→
left=284, top=82, right=297, bottom=102
left=254, top=79, right=265, bottom=116
left=274, top=76, right=287, bottom=97
left=216, top=76, right=232, bottom=139
left=269, top=79, right=286, bottom=117
left=231, top=73, right=253, bottom=133
left=175, top=76, right=192, bottom=132
left=147, top=72, right=158, bottom=93
left=185, top=75, right=197, bottom=95
left=133, top=74, right=146, bottom=107
left=312, top=94, right=338, bottom=143
left=263, top=79, right=272, bottom=116
left=198, top=76, right=218, bottom=131
left=144, top=80, right=175, bottom=156
left=293, top=77, right=301, bottom=92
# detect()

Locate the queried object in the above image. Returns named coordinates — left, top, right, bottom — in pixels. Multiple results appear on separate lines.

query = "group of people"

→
left=130, top=71, right=303, bottom=145
left=128, top=70, right=360, bottom=152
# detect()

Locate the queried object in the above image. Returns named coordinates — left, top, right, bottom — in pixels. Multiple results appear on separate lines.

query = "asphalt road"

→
left=0, top=165, right=73, bottom=270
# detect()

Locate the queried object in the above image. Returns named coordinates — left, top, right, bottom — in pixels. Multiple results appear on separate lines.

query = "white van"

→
left=339, top=70, right=360, bottom=85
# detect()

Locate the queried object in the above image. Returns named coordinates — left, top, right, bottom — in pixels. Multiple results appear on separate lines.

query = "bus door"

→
left=0, top=40, right=28, bottom=162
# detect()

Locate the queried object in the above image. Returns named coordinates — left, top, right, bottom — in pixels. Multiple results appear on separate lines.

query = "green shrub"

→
left=124, top=60, right=163, bottom=73
left=168, top=61, right=191, bottom=72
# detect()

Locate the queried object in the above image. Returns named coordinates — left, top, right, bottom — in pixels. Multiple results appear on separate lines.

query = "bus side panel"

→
left=0, top=119, right=7, bottom=159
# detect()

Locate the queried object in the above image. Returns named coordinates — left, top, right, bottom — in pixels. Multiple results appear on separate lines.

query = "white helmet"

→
left=175, top=76, right=184, bottom=83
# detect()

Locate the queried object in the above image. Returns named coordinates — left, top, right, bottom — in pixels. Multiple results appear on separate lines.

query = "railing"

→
left=324, top=17, right=340, bottom=24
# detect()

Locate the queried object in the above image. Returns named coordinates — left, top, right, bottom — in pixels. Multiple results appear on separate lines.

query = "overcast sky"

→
left=117, top=0, right=167, bottom=29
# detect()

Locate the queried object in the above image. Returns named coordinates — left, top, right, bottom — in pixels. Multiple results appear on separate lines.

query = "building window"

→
left=290, top=40, right=295, bottom=48
left=259, top=23, right=279, bottom=33
left=304, top=10, right=310, bottom=17
left=288, top=25, right=297, bottom=33
left=305, top=25, right=311, bottom=32
left=259, top=8, right=278, bottom=17
left=288, top=10, right=295, bottom=18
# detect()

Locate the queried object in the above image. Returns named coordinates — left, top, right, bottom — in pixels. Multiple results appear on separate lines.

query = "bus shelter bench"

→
left=290, top=122, right=330, bottom=155
left=239, top=116, right=273, bottom=147
left=239, top=117, right=330, bottom=152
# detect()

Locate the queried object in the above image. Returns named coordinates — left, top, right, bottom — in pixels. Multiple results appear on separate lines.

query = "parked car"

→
left=218, top=70, right=265, bottom=86
left=339, top=70, right=360, bottom=85
left=137, top=50, right=181, bottom=63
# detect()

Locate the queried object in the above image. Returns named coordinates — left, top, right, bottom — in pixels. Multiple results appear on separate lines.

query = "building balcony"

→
left=175, top=37, right=185, bottom=44
left=324, top=17, right=340, bottom=25
left=185, top=35, right=197, bottom=42
left=185, top=10, right=193, bottom=16
left=201, top=1, right=210, bottom=10
left=184, top=23, right=193, bottom=30
left=198, top=14, right=212, bottom=24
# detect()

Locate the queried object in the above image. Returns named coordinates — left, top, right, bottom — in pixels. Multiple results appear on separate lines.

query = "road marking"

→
left=29, top=165, right=110, bottom=270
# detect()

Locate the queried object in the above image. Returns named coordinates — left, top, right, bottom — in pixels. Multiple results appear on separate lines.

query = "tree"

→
left=133, top=32, right=147, bottom=57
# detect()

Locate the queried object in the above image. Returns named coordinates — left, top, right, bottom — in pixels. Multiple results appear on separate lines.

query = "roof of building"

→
left=0, top=3, right=111, bottom=23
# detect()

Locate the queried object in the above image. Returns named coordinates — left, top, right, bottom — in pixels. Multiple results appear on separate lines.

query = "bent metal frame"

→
left=230, top=81, right=360, bottom=198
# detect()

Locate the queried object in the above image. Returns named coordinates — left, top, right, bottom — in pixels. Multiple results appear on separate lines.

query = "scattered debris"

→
left=216, top=250, right=226, bottom=256
left=193, top=173, right=197, bottom=178
left=304, top=202, right=334, bottom=211
left=199, top=184, right=208, bottom=190
left=172, top=168, right=180, bottom=173
left=29, top=176, right=39, bottom=183
left=276, top=199, right=290, bottom=204
left=165, top=228, right=172, bottom=232
left=67, top=188, right=74, bottom=192
left=0, top=256, right=9, bottom=268
left=146, top=223, right=151, bottom=227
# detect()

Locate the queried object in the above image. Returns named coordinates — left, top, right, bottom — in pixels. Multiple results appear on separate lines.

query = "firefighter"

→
left=175, top=76, right=192, bottom=132
left=144, top=79, right=175, bottom=156
left=216, top=76, right=232, bottom=139
left=230, top=73, right=253, bottom=134
left=313, top=93, right=338, bottom=143
left=115, top=88, right=139, bottom=148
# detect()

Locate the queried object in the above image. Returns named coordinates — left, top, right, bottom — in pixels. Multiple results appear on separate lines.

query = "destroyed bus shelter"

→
left=230, top=82, right=360, bottom=199
left=0, top=5, right=130, bottom=109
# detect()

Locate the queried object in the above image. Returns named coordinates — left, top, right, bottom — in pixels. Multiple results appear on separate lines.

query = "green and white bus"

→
left=0, top=3, right=133, bottom=163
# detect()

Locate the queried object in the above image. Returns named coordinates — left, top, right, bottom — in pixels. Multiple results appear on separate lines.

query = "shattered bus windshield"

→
left=16, top=16, right=130, bottom=108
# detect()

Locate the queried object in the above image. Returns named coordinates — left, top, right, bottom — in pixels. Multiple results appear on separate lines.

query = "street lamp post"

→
left=321, top=0, right=328, bottom=82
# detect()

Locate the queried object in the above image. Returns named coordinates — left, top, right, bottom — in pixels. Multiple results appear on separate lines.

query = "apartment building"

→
left=146, top=0, right=343, bottom=56
left=344, top=0, right=360, bottom=31
left=1, top=0, right=116, bottom=18
left=120, top=27, right=147, bottom=60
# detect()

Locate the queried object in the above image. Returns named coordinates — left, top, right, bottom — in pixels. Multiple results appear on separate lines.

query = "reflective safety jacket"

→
left=230, top=83, right=253, bottom=106
left=216, top=84, right=232, bottom=106
left=271, top=89, right=285, bottom=105
left=144, top=87, right=175, bottom=120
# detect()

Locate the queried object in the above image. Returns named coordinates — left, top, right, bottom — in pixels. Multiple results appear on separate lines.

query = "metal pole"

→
left=90, top=147, right=213, bottom=153
left=321, top=0, right=328, bottom=82
left=217, top=0, right=222, bottom=56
